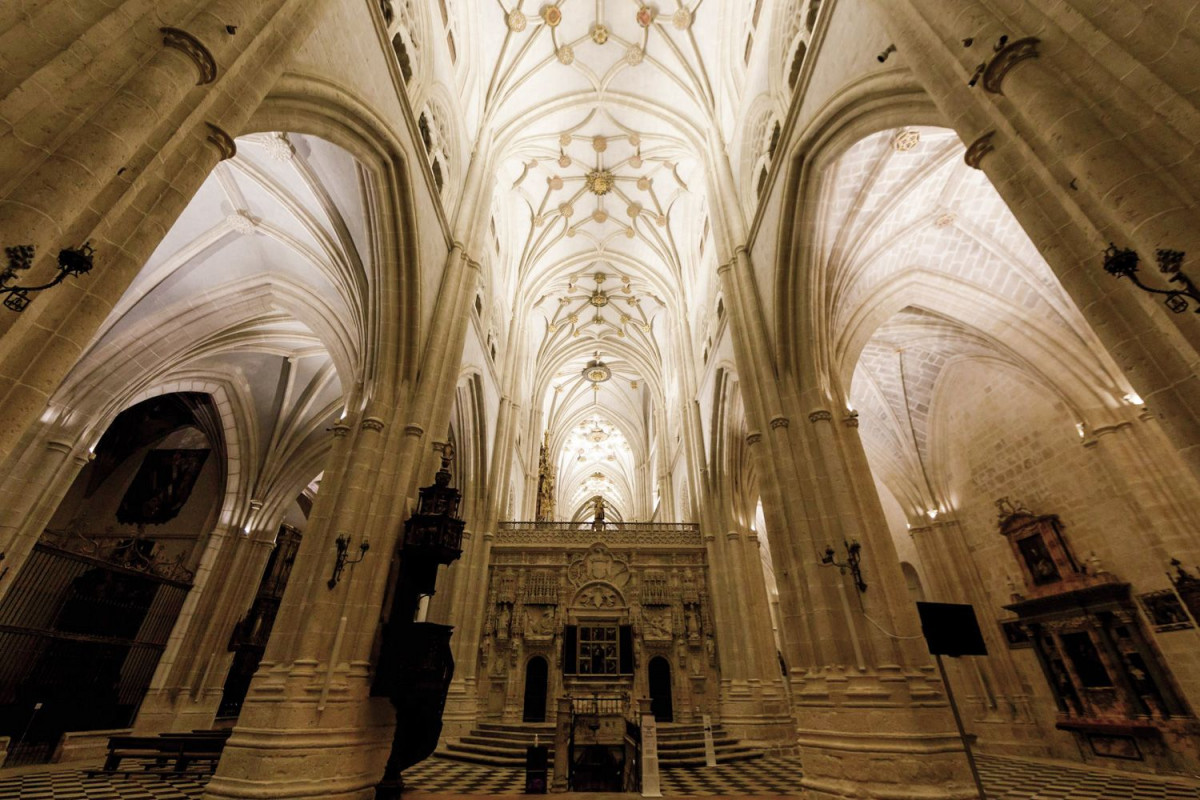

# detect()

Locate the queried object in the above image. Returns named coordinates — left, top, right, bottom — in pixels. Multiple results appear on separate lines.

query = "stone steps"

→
left=436, top=720, right=764, bottom=768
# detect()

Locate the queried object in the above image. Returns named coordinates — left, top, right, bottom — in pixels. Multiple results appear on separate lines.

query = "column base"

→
left=440, top=676, right=479, bottom=738
left=792, top=667, right=979, bottom=799
left=718, top=679, right=796, bottom=747
left=202, top=663, right=395, bottom=800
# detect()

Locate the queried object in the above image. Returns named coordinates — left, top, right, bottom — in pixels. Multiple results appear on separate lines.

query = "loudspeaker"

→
left=916, top=601, right=988, bottom=657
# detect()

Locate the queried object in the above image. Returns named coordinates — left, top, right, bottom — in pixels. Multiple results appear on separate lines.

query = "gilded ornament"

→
left=591, top=24, right=610, bottom=44
left=672, top=8, right=692, bottom=29
left=542, top=5, right=562, bottom=27
left=636, top=6, right=655, bottom=27
left=892, top=129, right=921, bottom=151
left=586, top=169, right=615, bottom=195
left=557, top=45, right=574, bottom=64
left=507, top=9, right=527, bottom=31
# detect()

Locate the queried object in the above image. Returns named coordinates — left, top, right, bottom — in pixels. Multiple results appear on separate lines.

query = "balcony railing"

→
left=495, top=521, right=702, bottom=547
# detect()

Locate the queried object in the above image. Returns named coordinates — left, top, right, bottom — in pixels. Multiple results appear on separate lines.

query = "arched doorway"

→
left=648, top=657, right=673, bottom=722
left=523, top=656, right=548, bottom=722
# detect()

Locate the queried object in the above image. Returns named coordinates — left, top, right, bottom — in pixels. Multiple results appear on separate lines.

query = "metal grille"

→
left=0, top=543, right=190, bottom=765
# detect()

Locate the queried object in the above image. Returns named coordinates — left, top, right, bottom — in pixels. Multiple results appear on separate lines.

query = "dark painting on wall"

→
left=117, top=449, right=209, bottom=525
left=1138, top=589, right=1194, bottom=632
left=1016, top=534, right=1061, bottom=585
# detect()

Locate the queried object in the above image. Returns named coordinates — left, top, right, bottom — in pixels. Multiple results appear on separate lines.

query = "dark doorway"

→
left=648, top=657, right=673, bottom=722
left=523, top=656, right=548, bottom=722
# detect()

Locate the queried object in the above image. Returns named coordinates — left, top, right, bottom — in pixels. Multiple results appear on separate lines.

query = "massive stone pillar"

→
left=0, top=0, right=332, bottom=471
left=907, top=518, right=1044, bottom=756
left=707, top=228, right=975, bottom=796
left=135, top=532, right=277, bottom=733
left=873, top=0, right=1200, bottom=477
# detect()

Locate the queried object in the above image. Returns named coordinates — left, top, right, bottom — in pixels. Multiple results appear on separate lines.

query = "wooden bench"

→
left=89, top=731, right=228, bottom=776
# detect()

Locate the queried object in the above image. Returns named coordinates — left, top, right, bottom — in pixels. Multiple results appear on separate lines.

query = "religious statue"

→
left=592, top=494, right=606, bottom=526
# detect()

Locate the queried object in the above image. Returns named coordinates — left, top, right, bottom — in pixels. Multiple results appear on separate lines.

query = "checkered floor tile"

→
left=0, top=771, right=210, bottom=799
left=403, top=758, right=526, bottom=794
left=975, top=754, right=1200, bottom=800
left=2, top=753, right=1199, bottom=798
left=659, top=755, right=805, bottom=796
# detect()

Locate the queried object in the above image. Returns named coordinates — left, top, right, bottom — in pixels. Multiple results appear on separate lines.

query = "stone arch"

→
left=247, top=75, right=427, bottom=396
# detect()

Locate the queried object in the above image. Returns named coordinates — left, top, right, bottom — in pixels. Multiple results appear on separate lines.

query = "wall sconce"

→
left=2, top=243, right=95, bottom=312
left=327, top=533, right=369, bottom=589
left=1102, top=244, right=1198, bottom=314
left=821, top=539, right=868, bottom=593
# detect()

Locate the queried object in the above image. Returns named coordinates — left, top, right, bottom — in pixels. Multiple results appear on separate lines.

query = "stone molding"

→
left=330, top=422, right=352, bottom=438
left=746, top=432, right=762, bottom=445
left=964, top=131, right=996, bottom=169
left=204, top=123, right=236, bottom=160
left=842, top=411, right=859, bottom=428
left=160, top=27, right=217, bottom=85
left=45, top=439, right=75, bottom=455
left=494, top=521, right=703, bottom=547
left=404, top=423, right=425, bottom=437
left=769, top=416, right=790, bottom=429
left=360, top=416, right=385, bottom=432
left=808, top=410, right=832, bottom=423
left=983, top=37, right=1041, bottom=95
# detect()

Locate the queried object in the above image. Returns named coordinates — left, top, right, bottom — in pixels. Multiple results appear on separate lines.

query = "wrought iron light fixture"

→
left=2, top=243, right=95, bottom=312
left=821, top=539, right=868, bottom=593
left=1102, top=244, right=1198, bottom=314
left=327, top=532, right=369, bottom=589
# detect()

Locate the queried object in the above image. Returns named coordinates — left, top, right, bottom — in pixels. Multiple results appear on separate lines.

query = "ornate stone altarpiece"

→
left=479, top=524, right=716, bottom=723
left=995, top=500, right=1199, bottom=770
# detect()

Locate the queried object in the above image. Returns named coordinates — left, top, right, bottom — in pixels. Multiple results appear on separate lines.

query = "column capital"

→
left=769, top=415, right=790, bottom=429
left=160, top=27, right=217, bottom=85
left=807, top=409, right=832, bottom=424
left=204, top=123, right=236, bottom=160
left=964, top=130, right=997, bottom=169
left=982, top=37, right=1041, bottom=95
left=360, top=416, right=386, bottom=432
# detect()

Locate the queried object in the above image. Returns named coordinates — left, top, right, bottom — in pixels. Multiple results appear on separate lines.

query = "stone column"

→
left=0, top=0, right=333, bottom=472
left=136, top=533, right=277, bottom=733
left=873, top=0, right=1200, bottom=477
left=908, top=518, right=1043, bottom=756
left=0, top=429, right=90, bottom=602
left=202, top=409, right=399, bottom=800
left=708, top=227, right=974, bottom=795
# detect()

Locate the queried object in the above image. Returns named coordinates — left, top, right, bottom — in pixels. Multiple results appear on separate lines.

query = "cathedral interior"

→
left=1, top=1, right=1200, bottom=799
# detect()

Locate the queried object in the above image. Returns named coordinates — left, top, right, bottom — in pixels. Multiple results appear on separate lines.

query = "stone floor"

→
left=1, top=754, right=1199, bottom=798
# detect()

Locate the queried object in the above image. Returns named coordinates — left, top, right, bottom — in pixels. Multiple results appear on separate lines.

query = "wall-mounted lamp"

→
left=821, top=539, right=868, bottom=593
left=1103, top=244, right=1198, bottom=314
left=327, top=532, right=370, bottom=589
left=2, top=243, right=95, bottom=312
left=876, top=44, right=897, bottom=63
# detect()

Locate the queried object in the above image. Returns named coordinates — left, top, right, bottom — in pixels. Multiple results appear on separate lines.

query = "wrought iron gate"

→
left=0, top=541, right=190, bottom=765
